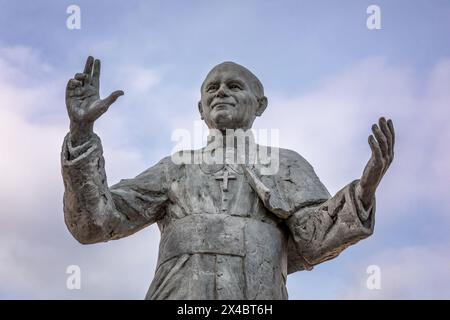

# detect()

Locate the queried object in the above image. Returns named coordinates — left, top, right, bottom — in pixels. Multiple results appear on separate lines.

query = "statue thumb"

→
left=103, top=90, right=124, bottom=107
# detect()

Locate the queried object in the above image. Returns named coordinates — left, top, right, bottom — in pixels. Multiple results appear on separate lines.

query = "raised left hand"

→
left=356, top=117, right=395, bottom=209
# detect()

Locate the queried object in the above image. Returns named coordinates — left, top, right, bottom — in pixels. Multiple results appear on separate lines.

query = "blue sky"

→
left=0, top=0, right=449, bottom=299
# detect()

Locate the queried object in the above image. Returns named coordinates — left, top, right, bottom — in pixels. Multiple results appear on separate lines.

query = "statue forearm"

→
left=69, top=121, right=94, bottom=147
left=287, top=180, right=375, bottom=266
left=61, top=132, right=125, bottom=244
left=61, top=132, right=169, bottom=244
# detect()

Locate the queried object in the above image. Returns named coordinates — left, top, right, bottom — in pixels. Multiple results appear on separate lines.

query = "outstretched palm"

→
left=357, top=117, right=395, bottom=210
left=65, top=56, right=123, bottom=144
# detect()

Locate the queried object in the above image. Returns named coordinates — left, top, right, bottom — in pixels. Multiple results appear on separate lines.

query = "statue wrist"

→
left=355, top=181, right=373, bottom=211
left=70, top=121, right=94, bottom=147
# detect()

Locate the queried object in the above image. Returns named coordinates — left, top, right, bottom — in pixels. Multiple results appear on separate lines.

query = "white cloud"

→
left=117, top=65, right=161, bottom=93
left=0, top=46, right=53, bottom=84
left=340, top=245, right=450, bottom=299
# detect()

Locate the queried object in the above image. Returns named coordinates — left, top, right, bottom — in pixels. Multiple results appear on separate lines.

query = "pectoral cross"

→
left=215, top=167, right=236, bottom=192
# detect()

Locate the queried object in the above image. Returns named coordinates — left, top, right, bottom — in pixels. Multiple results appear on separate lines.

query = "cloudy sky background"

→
left=0, top=0, right=449, bottom=299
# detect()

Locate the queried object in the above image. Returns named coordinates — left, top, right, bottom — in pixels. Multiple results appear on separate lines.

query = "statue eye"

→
left=229, top=83, right=242, bottom=90
left=206, top=84, right=218, bottom=92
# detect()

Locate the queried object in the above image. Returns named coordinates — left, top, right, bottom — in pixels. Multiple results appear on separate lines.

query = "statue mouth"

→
left=211, top=102, right=235, bottom=109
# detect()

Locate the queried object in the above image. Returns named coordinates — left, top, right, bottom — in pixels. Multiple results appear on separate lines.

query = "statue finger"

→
left=368, top=134, right=385, bottom=181
left=91, top=59, right=101, bottom=88
left=74, top=73, right=88, bottom=84
left=67, top=79, right=82, bottom=90
left=387, top=119, right=395, bottom=156
left=379, top=117, right=393, bottom=162
left=102, top=90, right=124, bottom=107
left=89, top=90, right=124, bottom=117
left=83, top=56, right=94, bottom=80
left=372, top=124, right=388, bottom=159
left=368, top=134, right=382, bottom=161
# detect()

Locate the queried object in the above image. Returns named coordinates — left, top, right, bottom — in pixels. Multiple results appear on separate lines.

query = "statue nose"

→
left=216, top=87, right=228, bottom=98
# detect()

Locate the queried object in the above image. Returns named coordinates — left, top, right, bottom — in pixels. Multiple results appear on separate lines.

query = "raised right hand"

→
left=66, top=56, right=124, bottom=145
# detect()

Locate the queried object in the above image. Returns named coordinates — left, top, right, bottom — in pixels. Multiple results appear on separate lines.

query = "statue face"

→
left=199, top=63, right=267, bottom=130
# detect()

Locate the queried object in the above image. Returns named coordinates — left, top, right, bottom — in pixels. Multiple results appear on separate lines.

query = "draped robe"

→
left=61, top=133, right=375, bottom=299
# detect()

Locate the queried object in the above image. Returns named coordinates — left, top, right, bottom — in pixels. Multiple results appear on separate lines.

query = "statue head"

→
left=198, top=62, right=268, bottom=131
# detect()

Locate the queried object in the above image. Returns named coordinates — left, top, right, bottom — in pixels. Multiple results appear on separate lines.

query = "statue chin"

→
left=210, top=112, right=235, bottom=130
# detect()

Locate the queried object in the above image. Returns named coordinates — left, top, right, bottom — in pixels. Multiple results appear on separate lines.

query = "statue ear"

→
left=198, top=101, right=204, bottom=120
left=256, top=96, right=268, bottom=117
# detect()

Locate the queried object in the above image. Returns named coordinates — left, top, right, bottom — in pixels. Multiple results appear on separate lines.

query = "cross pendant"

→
left=215, top=168, right=236, bottom=191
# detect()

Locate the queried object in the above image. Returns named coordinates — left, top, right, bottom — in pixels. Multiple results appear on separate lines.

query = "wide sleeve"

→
left=286, top=180, right=375, bottom=271
left=61, top=133, right=170, bottom=244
